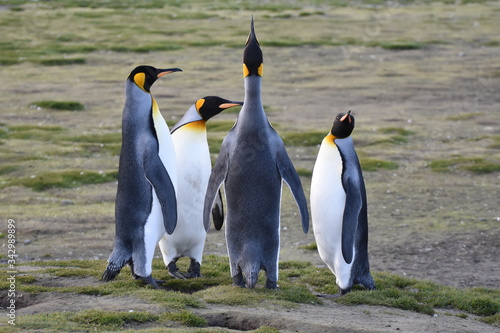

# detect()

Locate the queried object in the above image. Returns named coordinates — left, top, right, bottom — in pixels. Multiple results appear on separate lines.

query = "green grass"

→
left=311, top=271, right=500, bottom=318
left=30, top=101, right=85, bottom=111
left=5, top=125, right=66, bottom=140
left=370, top=41, right=423, bottom=50
left=164, top=310, right=207, bottom=327
left=300, top=242, right=318, bottom=251
left=66, top=132, right=122, bottom=144
left=281, top=131, right=326, bottom=146
left=445, top=112, right=480, bottom=121
left=19, top=310, right=161, bottom=332
left=360, top=157, right=399, bottom=171
left=206, top=120, right=237, bottom=132
left=37, top=58, right=86, bottom=66
left=296, top=168, right=312, bottom=177
left=429, top=155, right=500, bottom=174
left=1, top=256, right=498, bottom=331
left=376, top=127, right=413, bottom=144
left=3, top=170, right=118, bottom=191
left=0, top=164, right=20, bottom=175
left=489, top=135, right=500, bottom=149
left=71, top=310, right=159, bottom=328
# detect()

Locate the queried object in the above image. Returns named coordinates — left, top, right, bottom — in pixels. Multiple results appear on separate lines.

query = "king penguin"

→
left=310, top=110, right=375, bottom=295
left=102, top=65, right=182, bottom=288
left=203, top=18, right=309, bottom=289
left=159, top=96, right=243, bottom=279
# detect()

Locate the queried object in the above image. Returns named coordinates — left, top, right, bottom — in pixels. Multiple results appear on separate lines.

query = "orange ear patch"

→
left=195, top=98, right=205, bottom=111
left=243, top=63, right=250, bottom=77
left=134, top=72, right=146, bottom=91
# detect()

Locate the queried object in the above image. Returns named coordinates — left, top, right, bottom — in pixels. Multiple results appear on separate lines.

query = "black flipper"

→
left=212, top=189, right=225, bottom=231
left=276, top=147, right=310, bottom=233
left=341, top=176, right=362, bottom=264
left=143, top=145, right=177, bottom=235
left=204, top=150, right=228, bottom=232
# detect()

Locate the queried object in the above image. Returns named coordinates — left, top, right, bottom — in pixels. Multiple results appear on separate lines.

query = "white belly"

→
left=159, top=127, right=210, bottom=263
left=310, top=137, right=353, bottom=289
left=142, top=188, right=167, bottom=276
left=153, top=109, right=177, bottom=189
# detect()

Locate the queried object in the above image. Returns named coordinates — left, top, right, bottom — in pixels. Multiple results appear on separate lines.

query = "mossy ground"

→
left=0, top=257, right=498, bottom=331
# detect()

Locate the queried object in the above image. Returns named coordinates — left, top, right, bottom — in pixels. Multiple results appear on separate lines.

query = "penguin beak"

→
left=340, top=110, right=352, bottom=123
left=157, top=68, right=183, bottom=78
left=219, top=102, right=243, bottom=109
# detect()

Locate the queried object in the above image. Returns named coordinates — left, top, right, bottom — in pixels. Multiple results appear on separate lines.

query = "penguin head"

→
left=330, top=110, right=355, bottom=139
left=243, top=17, right=263, bottom=78
left=196, top=96, right=243, bottom=120
left=128, top=65, right=182, bottom=93
left=170, top=96, right=243, bottom=134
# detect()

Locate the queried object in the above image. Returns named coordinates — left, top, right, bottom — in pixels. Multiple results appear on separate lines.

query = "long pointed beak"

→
left=219, top=102, right=243, bottom=109
left=157, top=68, right=183, bottom=78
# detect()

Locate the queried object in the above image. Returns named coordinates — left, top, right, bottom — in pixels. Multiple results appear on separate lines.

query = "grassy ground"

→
left=0, top=257, right=499, bottom=332
left=0, top=0, right=499, bottom=331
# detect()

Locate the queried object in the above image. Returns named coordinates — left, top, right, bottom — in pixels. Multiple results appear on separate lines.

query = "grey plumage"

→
left=102, top=65, right=181, bottom=288
left=204, top=19, right=309, bottom=289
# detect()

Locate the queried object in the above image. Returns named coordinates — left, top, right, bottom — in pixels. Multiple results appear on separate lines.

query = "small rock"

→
left=61, top=200, right=74, bottom=206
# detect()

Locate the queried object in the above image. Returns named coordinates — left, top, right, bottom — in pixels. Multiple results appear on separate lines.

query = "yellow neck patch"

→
left=152, top=97, right=160, bottom=118
left=257, top=63, right=263, bottom=76
left=134, top=72, right=146, bottom=92
left=184, top=120, right=207, bottom=131
left=325, top=133, right=337, bottom=146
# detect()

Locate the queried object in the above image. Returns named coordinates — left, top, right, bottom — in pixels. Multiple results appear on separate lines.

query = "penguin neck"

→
left=123, top=82, right=154, bottom=132
left=180, top=120, right=207, bottom=134
left=238, top=75, right=268, bottom=125
left=324, top=134, right=339, bottom=148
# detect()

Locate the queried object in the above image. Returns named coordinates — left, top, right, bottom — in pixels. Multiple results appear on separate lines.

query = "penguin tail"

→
left=244, top=270, right=259, bottom=289
left=102, top=262, right=123, bottom=282
left=102, top=257, right=131, bottom=282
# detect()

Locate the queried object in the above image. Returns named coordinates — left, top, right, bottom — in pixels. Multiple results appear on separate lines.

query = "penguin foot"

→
left=232, top=273, right=246, bottom=288
left=167, top=261, right=188, bottom=279
left=185, top=260, right=201, bottom=279
left=265, top=279, right=279, bottom=289
left=338, top=286, right=352, bottom=296
left=137, top=275, right=162, bottom=289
